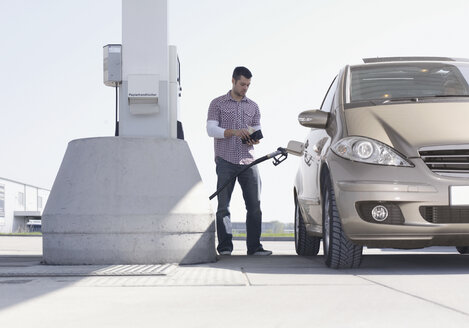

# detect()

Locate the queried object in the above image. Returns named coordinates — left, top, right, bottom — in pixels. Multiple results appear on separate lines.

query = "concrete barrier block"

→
left=43, top=137, right=216, bottom=264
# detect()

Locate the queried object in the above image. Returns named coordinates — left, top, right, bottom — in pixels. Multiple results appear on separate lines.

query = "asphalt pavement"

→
left=1, top=236, right=469, bottom=328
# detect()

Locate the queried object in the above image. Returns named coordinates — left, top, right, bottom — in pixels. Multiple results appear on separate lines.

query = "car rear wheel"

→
left=322, top=175, right=363, bottom=269
left=456, top=246, right=469, bottom=254
left=294, top=197, right=320, bottom=256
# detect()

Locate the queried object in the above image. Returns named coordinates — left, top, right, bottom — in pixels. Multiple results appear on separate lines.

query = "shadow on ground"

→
left=1, top=245, right=469, bottom=314
left=188, top=252, right=469, bottom=276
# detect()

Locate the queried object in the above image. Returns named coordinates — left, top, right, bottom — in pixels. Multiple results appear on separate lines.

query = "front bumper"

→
left=329, top=152, right=469, bottom=248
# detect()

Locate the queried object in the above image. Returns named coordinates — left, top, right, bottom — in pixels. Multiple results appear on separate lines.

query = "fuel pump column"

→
left=42, top=0, right=216, bottom=265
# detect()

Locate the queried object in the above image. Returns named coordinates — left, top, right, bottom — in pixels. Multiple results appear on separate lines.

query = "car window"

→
left=348, top=62, right=469, bottom=105
left=320, top=76, right=338, bottom=112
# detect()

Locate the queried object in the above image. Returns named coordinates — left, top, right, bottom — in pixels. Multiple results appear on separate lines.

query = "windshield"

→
left=347, top=62, right=469, bottom=105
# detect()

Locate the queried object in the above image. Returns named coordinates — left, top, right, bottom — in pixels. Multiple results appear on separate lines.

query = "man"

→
left=206, top=66, right=272, bottom=256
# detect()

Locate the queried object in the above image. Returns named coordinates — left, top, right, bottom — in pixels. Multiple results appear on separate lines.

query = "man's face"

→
left=232, top=76, right=251, bottom=98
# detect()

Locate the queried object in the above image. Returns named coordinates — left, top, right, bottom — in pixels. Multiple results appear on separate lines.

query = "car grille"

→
left=420, top=206, right=469, bottom=224
left=419, top=146, right=469, bottom=177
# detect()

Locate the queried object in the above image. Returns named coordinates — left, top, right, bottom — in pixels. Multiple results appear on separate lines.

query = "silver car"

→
left=294, top=57, right=469, bottom=268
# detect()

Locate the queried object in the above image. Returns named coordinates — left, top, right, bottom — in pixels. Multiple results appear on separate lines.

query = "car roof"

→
left=362, top=56, right=469, bottom=64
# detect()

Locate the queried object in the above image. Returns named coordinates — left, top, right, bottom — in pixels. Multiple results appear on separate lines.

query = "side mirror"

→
left=298, top=110, right=329, bottom=129
left=285, top=140, right=304, bottom=156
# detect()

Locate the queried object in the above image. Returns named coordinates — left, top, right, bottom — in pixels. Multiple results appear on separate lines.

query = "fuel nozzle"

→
left=272, top=147, right=288, bottom=166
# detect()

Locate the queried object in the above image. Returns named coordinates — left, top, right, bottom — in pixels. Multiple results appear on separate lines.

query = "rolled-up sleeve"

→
left=207, top=99, right=226, bottom=138
left=207, top=99, right=219, bottom=121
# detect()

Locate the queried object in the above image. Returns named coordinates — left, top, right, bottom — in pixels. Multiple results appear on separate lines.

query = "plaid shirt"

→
left=207, top=91, right=261, bottom=165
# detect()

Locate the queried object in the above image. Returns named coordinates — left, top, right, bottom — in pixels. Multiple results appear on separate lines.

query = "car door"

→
left=299, top=76, right=338, bottom=228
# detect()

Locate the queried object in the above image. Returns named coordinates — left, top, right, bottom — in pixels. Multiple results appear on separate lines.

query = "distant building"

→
left=0, top=177, right=50, bottom=233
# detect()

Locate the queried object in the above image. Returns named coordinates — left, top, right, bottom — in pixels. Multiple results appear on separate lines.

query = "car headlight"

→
left=331, top=137, right=413, bottom=167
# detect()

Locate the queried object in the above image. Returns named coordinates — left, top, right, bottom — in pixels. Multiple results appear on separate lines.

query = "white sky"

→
left=1, top=0, right=469, bottom=222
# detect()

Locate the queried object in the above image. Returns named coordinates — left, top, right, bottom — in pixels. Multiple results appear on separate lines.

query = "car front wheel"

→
left=322, top=174, right=363, bottom=269
left=294, top=196, right=320, bottom=256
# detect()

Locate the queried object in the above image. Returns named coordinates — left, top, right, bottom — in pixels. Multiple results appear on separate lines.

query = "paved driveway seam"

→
left=240, top=267, right=252, bottom=286
left=357, top=275, right=469, bottom=317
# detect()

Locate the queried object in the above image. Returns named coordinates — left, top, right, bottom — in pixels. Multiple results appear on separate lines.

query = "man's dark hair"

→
left=232, top=66, right=252, bottom=81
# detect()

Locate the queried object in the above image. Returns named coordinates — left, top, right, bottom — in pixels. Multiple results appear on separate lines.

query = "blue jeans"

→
left=215, top=157, right=263, bottom=254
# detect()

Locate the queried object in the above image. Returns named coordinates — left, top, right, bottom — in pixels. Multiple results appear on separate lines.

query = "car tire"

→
left=322, top=174, right=363, bottom=269
left=294, top=197, right=320, bottom=256
left=456, top=246, right=469, bottom=254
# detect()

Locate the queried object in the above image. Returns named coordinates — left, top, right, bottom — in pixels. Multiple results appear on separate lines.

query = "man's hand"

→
left=246, top=139, right=260, bottom=146
left=225, top=129, right=260, bottom=146
left=225, top=129, right=250, bottom=140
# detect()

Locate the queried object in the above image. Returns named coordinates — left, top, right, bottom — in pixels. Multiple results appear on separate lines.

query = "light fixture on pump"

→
left=103, top=44, right=122, bottom=136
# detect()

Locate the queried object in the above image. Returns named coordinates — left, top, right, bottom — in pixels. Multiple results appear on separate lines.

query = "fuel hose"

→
left=209, top=147, right=288, bottom=200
